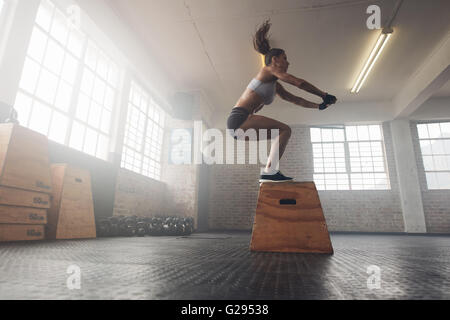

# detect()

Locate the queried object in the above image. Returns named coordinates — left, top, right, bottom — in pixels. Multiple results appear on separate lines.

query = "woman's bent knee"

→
left=281, top=125, right=292, bottom=138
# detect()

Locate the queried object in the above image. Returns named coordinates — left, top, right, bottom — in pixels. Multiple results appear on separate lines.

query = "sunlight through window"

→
left=311, top=125, right=390, bottom=191
left=121, top=81, right=165, bottom=181
left=14, top=0, right=120, bottom=162
left=417, top=122, right=450, bottom=190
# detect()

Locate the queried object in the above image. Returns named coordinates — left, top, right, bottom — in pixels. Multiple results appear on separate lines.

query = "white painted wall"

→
left=409, top=97, right=450, bottom=120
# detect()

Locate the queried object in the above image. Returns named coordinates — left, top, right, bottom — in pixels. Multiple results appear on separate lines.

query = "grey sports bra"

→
left=247, top=78, right=277, bottom=105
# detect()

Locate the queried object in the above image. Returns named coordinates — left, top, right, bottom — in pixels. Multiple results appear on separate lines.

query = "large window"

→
left=13, top=0, right=119, bottom=160
left=311, top=125, right=390, bottom=191
left=0, top=0, right=5, bottom=16
left=417, top=122, right=450, bottom=190
left=311, top=128, right=349, bottom=190
left=69, top=41, right=119, bottom=159
left=121, top=81, right=165, bottom=180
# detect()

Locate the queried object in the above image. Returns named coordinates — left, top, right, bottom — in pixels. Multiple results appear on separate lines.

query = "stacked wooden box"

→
left=0, top=124, right=52, bottom=242
left=47, top=164, right=96, bottom=240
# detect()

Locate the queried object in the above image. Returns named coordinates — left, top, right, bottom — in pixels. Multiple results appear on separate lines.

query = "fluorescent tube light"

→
left=351, top=30, right=393, bottom=93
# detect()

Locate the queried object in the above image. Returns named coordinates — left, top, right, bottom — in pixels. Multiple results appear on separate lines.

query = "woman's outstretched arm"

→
left=276, top=83, right=319, bottom=109
left=270, top=70, right=326, bottom=98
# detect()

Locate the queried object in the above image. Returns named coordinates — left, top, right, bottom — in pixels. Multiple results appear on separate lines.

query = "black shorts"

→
left=227, top=107, right=250, bottom=140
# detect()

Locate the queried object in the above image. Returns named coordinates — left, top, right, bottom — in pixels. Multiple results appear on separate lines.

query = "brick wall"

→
left=113, top=168, right=167, bottom=217
left=161, top=118, right=199, bottom=227
left=208, top=123, right=405, bottom=232
left=112, top=115, right=201, bottom=228
left=410, top=121, right=450, bottom=233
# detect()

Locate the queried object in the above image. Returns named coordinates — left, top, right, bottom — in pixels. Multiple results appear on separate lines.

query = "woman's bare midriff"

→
left=234, top=68, right=278, bottom=115
left=234, top=89, right=265, bottom=114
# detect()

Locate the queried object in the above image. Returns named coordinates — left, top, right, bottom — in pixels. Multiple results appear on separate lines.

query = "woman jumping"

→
left=226, top=20, right=337, bottom=183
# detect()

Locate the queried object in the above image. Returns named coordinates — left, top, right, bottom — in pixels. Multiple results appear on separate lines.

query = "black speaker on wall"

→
left=170, top=92, right=194, bottom=120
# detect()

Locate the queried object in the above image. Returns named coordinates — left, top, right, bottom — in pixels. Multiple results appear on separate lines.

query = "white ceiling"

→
left=107, top=0, right=450, bottom=125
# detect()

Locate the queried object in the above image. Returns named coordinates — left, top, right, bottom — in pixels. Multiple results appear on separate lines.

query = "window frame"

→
left=416, top=121, right=450, bottom=190
left=121, top=80, right=165, bottom=181
left=13, top=0, right=122, bottom=161
left=311, top=124, right=391, bottom=191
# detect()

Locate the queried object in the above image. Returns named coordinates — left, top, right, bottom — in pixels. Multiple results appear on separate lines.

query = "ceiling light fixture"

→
left=351, top=29, right=393, bottom=94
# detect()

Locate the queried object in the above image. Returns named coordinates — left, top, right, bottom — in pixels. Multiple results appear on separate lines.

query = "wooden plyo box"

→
left=0, top=124, right=52, bottom=194
left=0, top=205, right=47, bottom=224
left=0, top=186, right=51, bottom=209
left=251, top=182, right=334, bottom=254
left=0, top=224, right=45, bottom=242
left=47, top=164, right=96, bottom=240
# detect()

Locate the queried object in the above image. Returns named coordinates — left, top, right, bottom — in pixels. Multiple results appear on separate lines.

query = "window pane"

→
left=35, top=0, right=54, bottom=32
left=333, top=129, right=345, bottom=142
left=48, top=111, right=68, bottom=144
left=322, top=129, right=333, bottom=142
left=50, top=10, right=69, bottom=45
left=420, top=140, right=432, bottom=155
left=434, top=156, right=449, bottom=171
left=29, top=101, right=51, bottom=135
left=104, top=87, right=115, bottom=110
left=43, top=39, right=65, bottom=74
left=92, top=78, right=106, bottom=104
left=76, top=93, right=90, bottom=121
left=346, top=126, right=357, bottom=141
left=417, top=124, right=429, bottom=139
left=19, top=58, right=41, bottom=94
left=61, top=53, right=78, bottom=84
left=88, top=101, right=102, bottom=128
left=85, top=43, right=98, bottom=70
left=428, top=123, right=441, bottom=139
left=441, top=123, right=450, bottom=138
left=369, top=125, right=381, bottom=140
left=84, top=127, right=98, bottom=156
left=426, top=172, right=438, bottom=190
left=357, top=126, right=369, bottom=140
left=36, top=69, right=58, bottom=104
left=70, top=121, right=85, bottom=151
left=96, top=134, right=109, bottom=160
left=97, top=54, right=109, bottom=80
left=431, top=140, right=445, bottom=155
left=436, top=172, right=450, bottom=189
left=423, top=156, right=434, bottom=171
left=101, top=109, right=111, bottom=134
left=54, top=81, right=72, bottom=112
left=67, top=29, right=84, bottom=58
left=28, top=27, right=48, bottom=63
left=14, top=92, right=33, bottom=126
left=80, top=69, right=95, bottom=95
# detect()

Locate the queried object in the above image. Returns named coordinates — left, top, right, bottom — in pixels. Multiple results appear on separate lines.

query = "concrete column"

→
left=390, top=119, right=427, bottom=233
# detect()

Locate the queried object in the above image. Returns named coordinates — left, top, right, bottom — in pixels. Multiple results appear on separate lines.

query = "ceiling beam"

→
left=393, top=32, right=450, bottom=119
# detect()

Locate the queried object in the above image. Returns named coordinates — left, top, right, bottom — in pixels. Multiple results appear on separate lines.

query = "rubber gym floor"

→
left=0, top=232, right=449, bottom=300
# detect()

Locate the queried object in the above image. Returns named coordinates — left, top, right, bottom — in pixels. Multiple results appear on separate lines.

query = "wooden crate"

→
left=0, top=124, right=52, bottom=193
left=250, top=182, right=334, bottom=254
left=0, top=185, right=51, bottom=209
left=0, top=224, right=45, bottom=242
left=0, top=205, right=47, bottom=224
left=47, top=164, right=96, bottom=240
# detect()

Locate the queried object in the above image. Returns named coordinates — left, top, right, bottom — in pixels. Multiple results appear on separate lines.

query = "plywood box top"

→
left=0, top=124, right=52, bottom=193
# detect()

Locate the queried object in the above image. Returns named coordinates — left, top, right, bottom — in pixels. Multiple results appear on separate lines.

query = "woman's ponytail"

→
left=253, top=19, right=272, bottom=55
